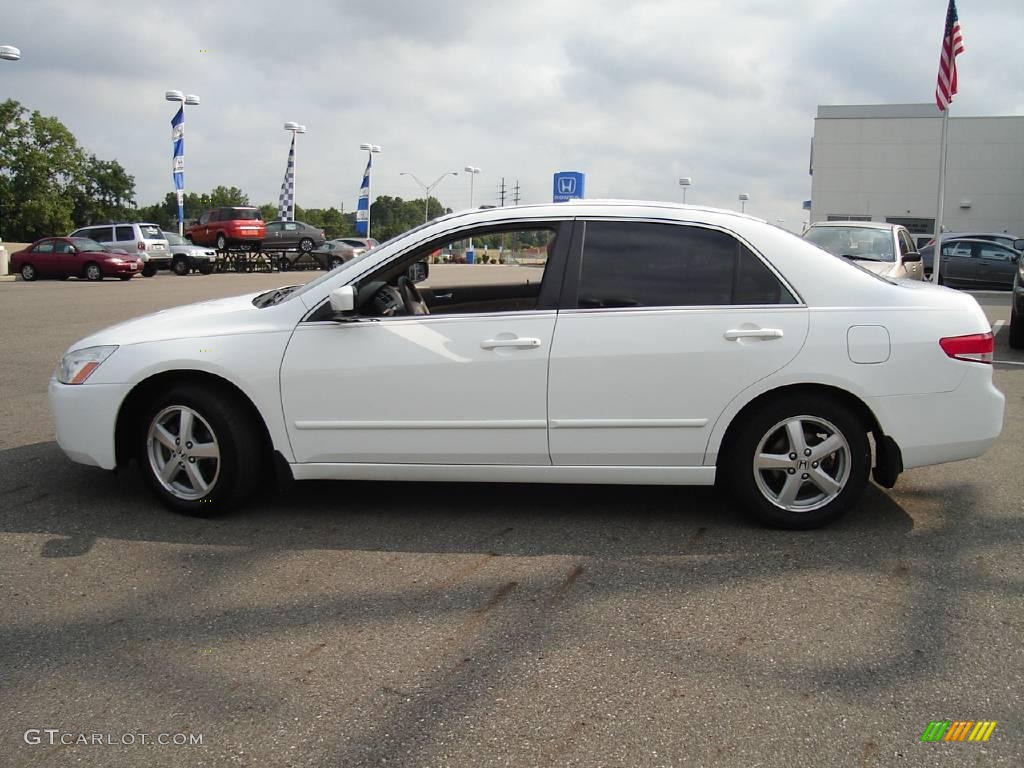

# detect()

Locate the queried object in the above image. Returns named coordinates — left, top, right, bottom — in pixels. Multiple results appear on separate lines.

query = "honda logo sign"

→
left=553, top=171, right=585, bottom=203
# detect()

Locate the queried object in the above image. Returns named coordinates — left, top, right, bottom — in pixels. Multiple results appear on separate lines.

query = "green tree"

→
left=72, top=154, right=136, bottom=226
left=208, top=185, right=249, bottom=207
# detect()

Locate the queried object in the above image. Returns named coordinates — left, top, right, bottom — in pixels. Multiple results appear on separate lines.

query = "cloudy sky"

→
left=3, top=0, right=1022, bottom=230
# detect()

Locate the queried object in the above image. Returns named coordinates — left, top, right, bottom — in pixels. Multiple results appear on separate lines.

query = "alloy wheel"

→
left=146, top=406, right=221, bottom=501
left=752, top=415, right=851, bottom=513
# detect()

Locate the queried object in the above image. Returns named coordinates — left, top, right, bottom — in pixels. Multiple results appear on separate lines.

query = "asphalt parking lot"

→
left=1, top=273, right=1022, bottom=767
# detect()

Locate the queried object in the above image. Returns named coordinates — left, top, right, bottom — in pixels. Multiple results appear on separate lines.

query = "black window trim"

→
left=302, top=218, right=576, bottom=323
left=558, top=217, right=805, bottom=312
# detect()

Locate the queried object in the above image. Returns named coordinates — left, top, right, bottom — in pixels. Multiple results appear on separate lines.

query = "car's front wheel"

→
left=725, top=394, right=869, bottom=529
left=216, top=234, right=228, bottom=251
left=84, top=262, right=103, bottom=281
left=139, top=385, right=262, bottom=516
left=172, top=256, right=190, bottom=276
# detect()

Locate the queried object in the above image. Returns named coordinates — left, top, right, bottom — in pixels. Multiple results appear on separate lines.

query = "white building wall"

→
left=810, top=104, right=1024, bottom=236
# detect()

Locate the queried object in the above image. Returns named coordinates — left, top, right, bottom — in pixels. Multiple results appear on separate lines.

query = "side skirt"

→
left=289, top=463, right=716, bottom=485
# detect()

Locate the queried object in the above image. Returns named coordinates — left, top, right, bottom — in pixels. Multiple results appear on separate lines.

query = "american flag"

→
left=935, top=0, right=965, bottom=111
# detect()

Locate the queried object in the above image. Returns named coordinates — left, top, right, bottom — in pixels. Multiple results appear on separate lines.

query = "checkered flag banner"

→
left=355, top=155, right=372, bottom=236
left=278, top=134, right=296, bottom=221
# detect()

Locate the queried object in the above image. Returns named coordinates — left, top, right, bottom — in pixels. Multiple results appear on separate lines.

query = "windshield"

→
left=71, top=238, right=107, bottom=252
left=804, top=226, right=895, bottom=262
left=163, top=232, right=186, bottom=245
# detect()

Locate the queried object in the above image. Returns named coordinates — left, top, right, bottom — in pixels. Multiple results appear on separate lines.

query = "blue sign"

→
left=553, top=171, right=585, bottom=203
left=802, top=200, right=812, bottom=211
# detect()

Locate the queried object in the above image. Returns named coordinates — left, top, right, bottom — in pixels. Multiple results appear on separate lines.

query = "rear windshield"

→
left=139, top=224, right=164, bottom=239
left=222, top=209, right=261, bottom=221
left=804, top=226, right=895, bottom=263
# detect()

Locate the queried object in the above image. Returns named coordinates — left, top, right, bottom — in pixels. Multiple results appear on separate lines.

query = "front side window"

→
left=578, top=221, right=795, bottom=308
left=88, top=226, right=114, bottom=243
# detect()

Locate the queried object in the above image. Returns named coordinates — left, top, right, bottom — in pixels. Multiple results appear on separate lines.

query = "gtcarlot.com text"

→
left=23, top=729, right=202, bottom=746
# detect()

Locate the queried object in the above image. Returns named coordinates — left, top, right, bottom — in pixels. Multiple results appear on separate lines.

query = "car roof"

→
left=941, top=231, right=1020, bottom=239
left=805, top=220, right=895, bottom=231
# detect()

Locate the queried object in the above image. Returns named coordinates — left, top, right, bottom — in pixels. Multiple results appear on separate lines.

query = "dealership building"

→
left=809, top=104, right=1024, bottom=238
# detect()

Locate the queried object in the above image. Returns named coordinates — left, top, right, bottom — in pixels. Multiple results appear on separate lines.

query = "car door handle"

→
left=724, top=328, right=784, bottom=341
left=434, top=292, right=453, bottom=300
left=480, top=337, right=542, bottom=350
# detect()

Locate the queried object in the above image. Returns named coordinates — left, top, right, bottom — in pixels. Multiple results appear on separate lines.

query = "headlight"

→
left=57, top=345, right=118, bottom=385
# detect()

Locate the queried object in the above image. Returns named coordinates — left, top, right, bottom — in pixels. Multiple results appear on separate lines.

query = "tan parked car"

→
left=803, top=221, right=925, bottom=281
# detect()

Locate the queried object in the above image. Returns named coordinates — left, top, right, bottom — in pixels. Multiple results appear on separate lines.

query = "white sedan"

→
left=49, top=201, right=1004, bottom=529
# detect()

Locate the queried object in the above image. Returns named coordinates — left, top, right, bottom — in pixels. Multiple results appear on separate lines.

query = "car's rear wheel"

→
left=1009, top=305, right=1023, bottom=350
left=216, top=234, right=227, bottom=251
left=84, top=262, right=103, bottom=281
left=279, top=257, right=291, bottom=271
left=172, top=256, right=190, bottom=276
left=139, top=385, right=262, bottom=516
left=725, top=394, right=870, bottom=529
left=20, top=263, right=37, bottom=281
left=141, top=263, right=157, bottom=277
left=119, top=275, right=132, bottom=281
left=299, top=237, right=314, bottom=252
left=329, top=256, right=345, bottom=270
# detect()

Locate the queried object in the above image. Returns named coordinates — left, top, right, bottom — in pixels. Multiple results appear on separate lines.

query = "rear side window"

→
left=115, top=225, right=134, bottom=241
left=578, top=221, right=796, bottom=308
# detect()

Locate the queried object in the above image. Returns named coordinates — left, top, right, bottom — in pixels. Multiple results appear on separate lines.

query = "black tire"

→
left=1009, top=305, right=1024, bottom=350
left=724, top=393, right=870, bottom=529
left=279, top=257, right=292, bottom=271
left=84, top=262, right=103, bottom=282
left=299, top=237, right=314, bottom=252
left=216, top=233, right=227, bottom=251
left=138, top=384, right=263, bottom=516
left=172, top=256, right=190, bottom=276
left=141, top=263, right=157, bottom=277
left=20, top=263, right=38, bottom=281
left=198, top=263, right=214, bottom=275
left=329, top=256, right=345, bottom=270
left=119, top=275, right=132, bottom=281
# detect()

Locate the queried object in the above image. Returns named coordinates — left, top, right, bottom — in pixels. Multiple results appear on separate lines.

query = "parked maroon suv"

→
left=185, top=207, right=266, bottom=250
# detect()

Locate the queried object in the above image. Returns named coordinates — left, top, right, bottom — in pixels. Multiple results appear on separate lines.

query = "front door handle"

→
left=480, top=337, right=542, bottom=350
left=724, top=328, right=784, bottom=341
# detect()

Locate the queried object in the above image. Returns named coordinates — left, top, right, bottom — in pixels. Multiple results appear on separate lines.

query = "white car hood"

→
left=70, top=291, right=290, bottom=349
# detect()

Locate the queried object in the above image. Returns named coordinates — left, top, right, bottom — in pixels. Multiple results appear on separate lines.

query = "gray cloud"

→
left=2, top=0, right=1021, bottom=231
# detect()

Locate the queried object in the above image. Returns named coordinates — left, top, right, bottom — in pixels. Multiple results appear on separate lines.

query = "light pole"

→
left=357, top=143, right=381, bottom=239
left=400, top=171, right=459, bottom=223
left=463, top=166, right=481, bottom=263
left=280, top=122, right=307, bottom=221
left=738, top=193, right=750, bottom=213
left=165, top=90, right=200, bottom=235
left=0, top=45, right=20, bottom=61
left=678, top=177, right=692, bottom=204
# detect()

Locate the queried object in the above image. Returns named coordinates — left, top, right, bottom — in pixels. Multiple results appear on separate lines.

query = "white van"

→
left=69, top=223, right=171, bottom=277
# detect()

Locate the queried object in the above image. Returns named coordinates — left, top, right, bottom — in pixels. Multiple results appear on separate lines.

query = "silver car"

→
left=69, top=222, right=170, bottom=277
left=803, top=221, right=925, bottom=281
left=162, top=231, right=218, bottom=275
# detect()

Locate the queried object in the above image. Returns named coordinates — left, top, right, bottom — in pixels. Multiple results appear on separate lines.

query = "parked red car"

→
left=12, top=237, right=142, bottom=281
left=185, top=206, right=266, bottom=250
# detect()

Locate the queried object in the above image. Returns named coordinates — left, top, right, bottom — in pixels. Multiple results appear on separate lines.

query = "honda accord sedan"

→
left=48, top=201, right=1004, bottom=529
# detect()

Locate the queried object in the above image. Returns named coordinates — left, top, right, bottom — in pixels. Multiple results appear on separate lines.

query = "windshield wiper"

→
left=841, top=254, right=888, bottom=262
left=254, top=286, right=298, bottom=308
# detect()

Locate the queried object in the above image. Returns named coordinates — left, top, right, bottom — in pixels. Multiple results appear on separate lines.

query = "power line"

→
left=512, top=180, right=521, bottom=206
left=497, top=177, right=507, bottom=207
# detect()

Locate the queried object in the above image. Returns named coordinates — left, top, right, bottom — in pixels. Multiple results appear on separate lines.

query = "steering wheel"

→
left=397, top=276, right=430, bottom=316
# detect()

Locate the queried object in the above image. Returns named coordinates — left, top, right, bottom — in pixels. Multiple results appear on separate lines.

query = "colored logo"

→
left=552, top=171, right=585, bottom=203
left=920, top=721, right=997, bottom=742
left=558, top=177, right=577, bottom=195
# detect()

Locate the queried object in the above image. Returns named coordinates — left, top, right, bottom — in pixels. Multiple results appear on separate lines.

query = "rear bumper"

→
left=49, top=378, right=123, bottom=469
left=867, top=367, right=1005, bottom=470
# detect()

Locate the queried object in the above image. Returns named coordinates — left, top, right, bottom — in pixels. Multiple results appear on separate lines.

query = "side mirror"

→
left=329, top=285, right=356, bottom=314
left=902, top=252, right=922, bottom=263
left=407, top=260, right=429, bottom=283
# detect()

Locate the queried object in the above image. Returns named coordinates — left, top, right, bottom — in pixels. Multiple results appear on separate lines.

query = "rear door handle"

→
left=480, top=337, right=542, bottom=350
left=724, top=328, right=784, bottom=341
left=434, top=292, right=453, bottom=300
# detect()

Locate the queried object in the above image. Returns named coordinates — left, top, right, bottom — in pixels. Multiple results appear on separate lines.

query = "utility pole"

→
left=512, top=180, right=521, bottom=206
left=497, top=177, right=507, bottom=207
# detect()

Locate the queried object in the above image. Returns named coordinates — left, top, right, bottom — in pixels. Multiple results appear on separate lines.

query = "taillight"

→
left=939, top=332, right=994, bottom=364
left=137, top=241, right=146, bottom=250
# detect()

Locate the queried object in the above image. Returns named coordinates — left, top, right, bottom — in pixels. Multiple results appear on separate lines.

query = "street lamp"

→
left=678, top=177, right=692, bottom=204
left=165, top=90, right=201, bottom=235
left=400, top=171, right=459, bottom=223
left=358, top=143, right=382, bottom=239
left=0, top=45, right=21, bottom=61
left=463, top=166, right=482, bottom=263
left=738, top=192, right=750, bottom=213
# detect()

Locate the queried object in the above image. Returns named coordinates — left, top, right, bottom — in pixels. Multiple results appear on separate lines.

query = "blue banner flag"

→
left=355, top=155, right=372, bottom=236
left=171, top=107, right=185, bottom=226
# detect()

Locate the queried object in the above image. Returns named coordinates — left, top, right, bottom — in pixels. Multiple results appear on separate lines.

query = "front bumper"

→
left=49, top=378, right=124, bottom=469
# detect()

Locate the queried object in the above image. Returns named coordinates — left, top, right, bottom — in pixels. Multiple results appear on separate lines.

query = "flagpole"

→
left=931, top=106, right=950, bottom=284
